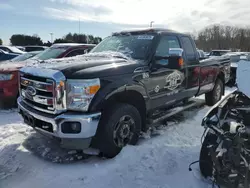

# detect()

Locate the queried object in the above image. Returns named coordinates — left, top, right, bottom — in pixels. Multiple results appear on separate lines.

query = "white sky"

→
left=46, top=0, right=250, bottom=32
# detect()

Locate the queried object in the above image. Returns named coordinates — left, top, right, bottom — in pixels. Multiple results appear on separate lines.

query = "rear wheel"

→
left=205, top=79, right=223, bottom=106
left=94, top=103, right=141, bottom=158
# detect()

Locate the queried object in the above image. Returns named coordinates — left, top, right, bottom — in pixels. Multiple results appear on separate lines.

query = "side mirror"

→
left=169, top=48, right=184, bottom=57
left=153, top=48, right=184, bottom=70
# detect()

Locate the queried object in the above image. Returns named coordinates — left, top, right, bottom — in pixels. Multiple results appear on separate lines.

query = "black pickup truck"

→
left=18, top=28, right=230, bottom=157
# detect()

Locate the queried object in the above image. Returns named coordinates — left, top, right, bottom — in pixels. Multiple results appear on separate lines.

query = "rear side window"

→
left=181, top=37, right=196, bottom=61
left=155, top=36, right=180, bottom=57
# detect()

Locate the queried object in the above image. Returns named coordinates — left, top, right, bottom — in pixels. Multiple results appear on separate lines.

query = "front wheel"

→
left=94, top=103, right=141, bottom=158
left=205, top=79, right=224, bottom=106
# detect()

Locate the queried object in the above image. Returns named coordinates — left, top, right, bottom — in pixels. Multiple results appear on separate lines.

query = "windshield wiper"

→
left=111, top=54, right=129, bottom=60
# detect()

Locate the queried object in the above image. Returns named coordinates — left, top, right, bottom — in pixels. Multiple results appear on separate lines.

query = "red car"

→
left=0, top=43, right=95, bottom=106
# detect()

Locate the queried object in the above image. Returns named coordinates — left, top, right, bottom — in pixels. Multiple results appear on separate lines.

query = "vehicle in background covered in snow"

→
left=0, top=43, right=95, bottom=107
left=209, top=49, right=231, bottom=57
left=199, top=59, right=250, bottom=188
left=0, top=45, right=25, bottom=54
left=18, top=28, right=231, bottom=158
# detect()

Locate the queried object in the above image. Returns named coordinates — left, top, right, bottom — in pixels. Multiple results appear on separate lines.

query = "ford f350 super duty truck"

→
left=18, top=28, right=230, bottom=158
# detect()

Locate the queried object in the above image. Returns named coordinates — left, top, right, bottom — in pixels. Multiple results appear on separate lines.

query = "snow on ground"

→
left=0, top=88, right=235, bottom=188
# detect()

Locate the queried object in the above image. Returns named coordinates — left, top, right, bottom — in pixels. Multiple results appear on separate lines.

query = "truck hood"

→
left=0, top=58, right=43, bottom=71
left=0, top=61, right=24, bottom=72
left=30, top=52, right=142, bottom=79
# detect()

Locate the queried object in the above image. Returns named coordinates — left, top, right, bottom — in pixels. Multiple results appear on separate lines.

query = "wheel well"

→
left=104, top=91, right=147, bottom=131
left=217, top=72, right=225, bottom=95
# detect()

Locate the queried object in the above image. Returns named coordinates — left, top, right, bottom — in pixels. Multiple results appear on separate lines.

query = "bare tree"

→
left=195, top=24, right=250, bottom=52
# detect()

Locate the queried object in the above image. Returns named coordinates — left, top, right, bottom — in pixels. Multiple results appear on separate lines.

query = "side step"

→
left=147, top=98, right=205, bottom=125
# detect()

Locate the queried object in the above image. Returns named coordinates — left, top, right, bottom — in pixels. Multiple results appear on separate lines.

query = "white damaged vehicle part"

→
left=237, top=58, right=250, bottom=98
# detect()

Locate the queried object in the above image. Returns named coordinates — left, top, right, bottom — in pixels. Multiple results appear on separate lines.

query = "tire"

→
left=94, top=103, right=141, bottom=158
left=205, top=79, right=223, bottom=106
left=199, top=133, right=217, bottom=178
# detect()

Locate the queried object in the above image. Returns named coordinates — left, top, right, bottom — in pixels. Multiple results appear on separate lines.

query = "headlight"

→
left=0, top=73, right=14, bottom=81
left=66, top=78, right=100, bottom=111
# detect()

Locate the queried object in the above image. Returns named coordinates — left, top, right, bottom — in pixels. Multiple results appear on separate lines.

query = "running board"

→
left=148, top=99, right=205, bottom=125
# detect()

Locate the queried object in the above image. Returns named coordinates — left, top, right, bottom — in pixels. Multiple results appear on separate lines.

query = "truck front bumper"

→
left=17, top=97, right=101, bottom=150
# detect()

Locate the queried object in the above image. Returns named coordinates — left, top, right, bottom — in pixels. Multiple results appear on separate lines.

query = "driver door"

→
left=143, top=35, right=187, bottom=110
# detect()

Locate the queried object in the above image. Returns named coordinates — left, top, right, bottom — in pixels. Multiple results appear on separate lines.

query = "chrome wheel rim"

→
left=113, top=115, right=135, bottom=147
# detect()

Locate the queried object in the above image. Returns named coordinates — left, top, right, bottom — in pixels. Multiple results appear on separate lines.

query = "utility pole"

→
left=78, top=18, right=81, bottom=43
left=150, top=21, right=154, bottom=28
left=79, top=18, right=81, bottom=35
left=86, top=35, right=89, bottom=44
left=50, top=33, right=53, bottom=43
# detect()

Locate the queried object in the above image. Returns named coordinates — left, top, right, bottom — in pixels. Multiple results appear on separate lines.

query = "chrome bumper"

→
left=17, top=97, right=101, bottom=140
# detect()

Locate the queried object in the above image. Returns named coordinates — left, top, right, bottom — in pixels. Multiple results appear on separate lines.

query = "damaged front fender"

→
left=202, top=89, right=237, bottom=126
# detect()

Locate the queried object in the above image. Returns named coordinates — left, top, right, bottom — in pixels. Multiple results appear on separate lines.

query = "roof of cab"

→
left=51, top=43, right=96, bottom=48
left=113, top=28, right=181, bottom=35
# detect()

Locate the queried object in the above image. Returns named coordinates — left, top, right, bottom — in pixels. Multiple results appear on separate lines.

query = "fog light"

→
left=61, top=122, right=81, bottom=134
left=71, top=122, right=80, bottom=131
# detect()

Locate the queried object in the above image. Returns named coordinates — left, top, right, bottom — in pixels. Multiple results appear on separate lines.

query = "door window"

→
left=155, top=36, right=180, bottom=57
left=155, top=36, right=181, bottom=68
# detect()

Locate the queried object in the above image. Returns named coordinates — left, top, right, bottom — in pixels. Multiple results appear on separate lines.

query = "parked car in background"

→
left=0, top=50, right=20, bottom=62
left=24, top=46, right=48, bottom=52
left=197, top=49, right=208, bottom=60
left=6, top=51, right=42, bottom=63
left=29, top=43, right=95, bottom=61
left=16, top=46, right=25, bottom=51
left=223, top=52, right=250, bottom=85
left=0, top=43, right=95, bottom=107
left=204, top=52, right=210, bottom=56
left=209, top=49, right=231, bottom=57
left=0, top=45, right=25, bottom=54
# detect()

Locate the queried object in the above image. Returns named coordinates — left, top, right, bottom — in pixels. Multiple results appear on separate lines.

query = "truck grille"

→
left=20, top=75, right=56, bottom=113
left=19, top=67, right=67, bottom=114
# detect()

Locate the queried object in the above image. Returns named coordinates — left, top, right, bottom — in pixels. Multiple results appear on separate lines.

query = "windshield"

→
left=7, top=46, right=25, bottom=54
left=91, top=34, right=155, bottom=59
left=10, top=52, right=37, bottom=62
left=32, top=47, right=68, bottom=60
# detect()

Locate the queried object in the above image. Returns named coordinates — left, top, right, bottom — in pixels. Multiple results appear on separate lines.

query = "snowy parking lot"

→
left=0, top=88, right=235, bottom=188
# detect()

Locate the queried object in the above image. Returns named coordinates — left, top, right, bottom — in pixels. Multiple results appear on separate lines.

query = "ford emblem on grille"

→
left=26, top=86, right=37, bottom=96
